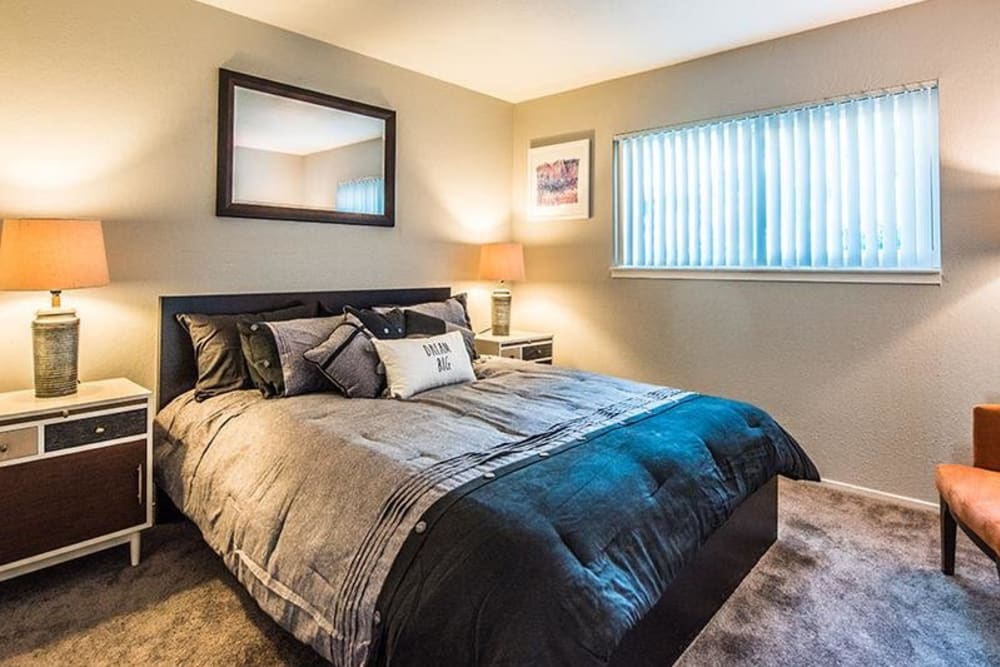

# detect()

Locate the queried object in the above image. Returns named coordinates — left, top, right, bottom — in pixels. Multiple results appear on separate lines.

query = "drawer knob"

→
left=94, top=426, right=106, bottom=435
left=0, top=443, right=7, bottom=454
left=61, top=409, right=70, bottom=418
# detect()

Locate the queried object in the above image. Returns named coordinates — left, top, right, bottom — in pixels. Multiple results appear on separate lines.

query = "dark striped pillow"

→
left=303, top=314, right=384, bottom=399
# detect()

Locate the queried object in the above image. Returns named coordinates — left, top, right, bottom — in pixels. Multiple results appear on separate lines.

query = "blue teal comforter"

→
left=371, top=394, right=819, bottom=666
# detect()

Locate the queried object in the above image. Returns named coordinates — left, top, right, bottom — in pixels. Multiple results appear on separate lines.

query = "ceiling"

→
left=199, top=0, right=925, bottom=103
left=234, top=88, right=384, bottom=155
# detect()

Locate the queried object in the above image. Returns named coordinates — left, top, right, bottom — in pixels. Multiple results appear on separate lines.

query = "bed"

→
left=154, top=287, right=819, bottom=666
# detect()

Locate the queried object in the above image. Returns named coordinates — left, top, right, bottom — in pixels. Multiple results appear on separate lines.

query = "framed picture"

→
left=527, top=138, right=590, bottom=221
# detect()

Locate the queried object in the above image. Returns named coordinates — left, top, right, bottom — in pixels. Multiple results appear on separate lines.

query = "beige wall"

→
left=234, top=146, right=305, bottom=206
left=233, top=139, right=383, bottom=210
left=511, top=0, right=1000, bottom=502
left=304, top=139, right=383, bottom=209
left=0, top=0, right=512, bottom=394
left=2, top=0, right=995, bottom=503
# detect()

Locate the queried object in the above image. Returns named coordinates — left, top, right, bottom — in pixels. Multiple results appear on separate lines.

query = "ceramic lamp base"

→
left=491, top=287, right=512, bottom=336
left=32, top=307, right=79, bottom=398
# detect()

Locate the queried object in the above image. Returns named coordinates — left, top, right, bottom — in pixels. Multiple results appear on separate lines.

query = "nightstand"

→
left=0, top=379, right=152, bottom=582
left=475, top=330, right=554, bottom=364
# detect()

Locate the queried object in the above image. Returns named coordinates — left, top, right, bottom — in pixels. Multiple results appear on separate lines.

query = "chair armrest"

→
left=973, top=405, right=1000, bottom=471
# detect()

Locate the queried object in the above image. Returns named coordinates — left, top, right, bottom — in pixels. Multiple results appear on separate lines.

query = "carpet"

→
left=0, top=480, right=996, bottom=666
left=677, top=481, right=999, bottom=666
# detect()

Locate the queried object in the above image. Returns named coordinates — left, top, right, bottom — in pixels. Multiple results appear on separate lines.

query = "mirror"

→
left=217, top=69, right=395, bottom=226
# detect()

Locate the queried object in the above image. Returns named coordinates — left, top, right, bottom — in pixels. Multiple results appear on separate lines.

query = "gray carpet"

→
left=1, top=480, right=996, bottom=666
left=677, top=481, right=999, bottom=667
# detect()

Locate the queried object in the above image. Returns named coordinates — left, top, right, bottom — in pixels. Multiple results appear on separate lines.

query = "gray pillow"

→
left=239, top=315, right=344, bottom=398
left=303, top=314, right=384, bottom=399
left=176, top=303, right=314, bottom=401
left=403, top=309, right=477, bottom=361
left=377, top=293, right=478, bottom=359
left=391, top=293, right=473, bottom=330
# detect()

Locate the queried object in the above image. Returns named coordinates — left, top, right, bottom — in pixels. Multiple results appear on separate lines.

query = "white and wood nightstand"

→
left=475, top=330, right=554, bottom=364
left=0, top=379, right=153, bottom=582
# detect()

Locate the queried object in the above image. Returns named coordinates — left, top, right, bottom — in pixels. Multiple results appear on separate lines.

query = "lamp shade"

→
left=479, top=242, right=525, bottom=282
left=0, top=219, right=109, bottom=291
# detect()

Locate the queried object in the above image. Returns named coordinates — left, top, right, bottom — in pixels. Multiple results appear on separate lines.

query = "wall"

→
left=234, top=146, right=304, bottom=205
left=304, top=139, right=383, bottom=209
left=3, top=0, right=995, bottom=504
left=0, top=0, right=512, bottom=394
left=511, top=0, right=1000, bottom=502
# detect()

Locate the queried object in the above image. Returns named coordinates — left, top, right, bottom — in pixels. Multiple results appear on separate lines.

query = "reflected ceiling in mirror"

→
left=217, top=69, right=396, bottom=226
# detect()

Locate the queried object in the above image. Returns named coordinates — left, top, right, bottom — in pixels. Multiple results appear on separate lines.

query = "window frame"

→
left=610, top=82, right=942, bottom=285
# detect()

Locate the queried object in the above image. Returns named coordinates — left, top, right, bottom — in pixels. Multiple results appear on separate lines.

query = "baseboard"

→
left=820, top=478, right=936, bottom=511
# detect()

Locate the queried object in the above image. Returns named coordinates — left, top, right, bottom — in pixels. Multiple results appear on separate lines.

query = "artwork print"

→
left=535, top=158, right=580, bottom=206
left=527, top=138, right=591, bottom=221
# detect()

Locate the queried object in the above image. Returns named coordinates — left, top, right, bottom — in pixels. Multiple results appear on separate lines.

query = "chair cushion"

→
left=936, top=463, right=1000, bottom=553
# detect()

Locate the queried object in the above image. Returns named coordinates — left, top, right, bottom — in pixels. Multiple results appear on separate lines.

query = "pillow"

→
left=318, top=294, right=470, bottom=328
left=403, top=309, right=477, bottom=362
left=238, top=315, right=344, bottom=398
left=373, top=330, right=476, bottom=399
left=344, top=305, right=405, bottom=339
left=303, top=314, right=384, bottom=399
left=176, top=303, right=314, bottom=401
left=372, top=292, right=472, bottom=327
left=382, top=293, right=477, bottom=358
left=402, top=293, right=473, bottom=330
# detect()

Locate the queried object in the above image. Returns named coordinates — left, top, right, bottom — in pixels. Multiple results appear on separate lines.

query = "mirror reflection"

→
left=232, top=87, right=386, bottom=215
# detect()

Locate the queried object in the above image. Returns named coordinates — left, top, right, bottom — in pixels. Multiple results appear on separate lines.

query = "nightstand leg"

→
left=129, top=533, right=141, bottom=567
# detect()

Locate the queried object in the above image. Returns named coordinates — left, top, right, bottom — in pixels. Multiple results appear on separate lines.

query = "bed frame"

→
left=156, top=287, right=777, bottom=666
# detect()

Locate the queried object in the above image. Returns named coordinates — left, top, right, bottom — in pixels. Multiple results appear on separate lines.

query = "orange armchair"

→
left=936, top=405, right=1000, bottom=580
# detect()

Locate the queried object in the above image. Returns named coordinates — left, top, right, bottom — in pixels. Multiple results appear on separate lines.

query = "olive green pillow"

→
left=238, top=315, right=344, bottom=398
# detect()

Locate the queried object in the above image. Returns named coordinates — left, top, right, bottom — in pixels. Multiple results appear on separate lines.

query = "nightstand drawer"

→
left=0, top=439, right=147, bottom=566
left=476, top=331, right=554, bottom=366
left=522, top=342, right=553, bottom=361
left=0, top=427, right=37, bottom=463
left=45, top=408, right=147, bottom=453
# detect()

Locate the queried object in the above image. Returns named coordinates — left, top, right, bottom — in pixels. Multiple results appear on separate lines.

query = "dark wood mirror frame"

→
left=216, top=68, right=396, bottom=227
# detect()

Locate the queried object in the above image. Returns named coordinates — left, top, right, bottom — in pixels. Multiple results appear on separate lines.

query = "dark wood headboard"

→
left=157, top=287, right=452, bottom=410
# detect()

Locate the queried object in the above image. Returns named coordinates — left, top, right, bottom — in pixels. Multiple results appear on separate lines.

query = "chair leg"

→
left=940, top=496, right=957, bottom=576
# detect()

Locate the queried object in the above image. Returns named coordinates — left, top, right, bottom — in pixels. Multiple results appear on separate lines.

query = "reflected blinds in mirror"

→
left=336, top=177, right=385, bottom=215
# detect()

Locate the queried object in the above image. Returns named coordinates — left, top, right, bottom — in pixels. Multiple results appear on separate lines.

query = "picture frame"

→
left=527, top=138, right=591, bottom=221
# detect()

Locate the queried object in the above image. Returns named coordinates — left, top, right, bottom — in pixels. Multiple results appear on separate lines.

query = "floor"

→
left=1, top=479, right=997, bottom=666
left=676, top=481, right=999, bottom=666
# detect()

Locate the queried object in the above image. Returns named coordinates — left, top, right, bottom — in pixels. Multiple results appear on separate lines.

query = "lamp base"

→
left=32, top=307, right=79, bottom=398
left=491, top=287, right=512, bottom=336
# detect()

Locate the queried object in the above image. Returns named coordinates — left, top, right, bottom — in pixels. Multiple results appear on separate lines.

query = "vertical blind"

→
left=614, top=84, right=940, bottom=273
left=336, top=176, right=384, bottom=215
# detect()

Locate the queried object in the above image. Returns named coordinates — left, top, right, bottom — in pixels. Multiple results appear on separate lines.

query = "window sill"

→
left=609, top=267, right=942, bottom=285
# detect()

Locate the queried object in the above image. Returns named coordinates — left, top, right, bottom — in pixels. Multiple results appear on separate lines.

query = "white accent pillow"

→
left=373, top=331, right=476, bottom=399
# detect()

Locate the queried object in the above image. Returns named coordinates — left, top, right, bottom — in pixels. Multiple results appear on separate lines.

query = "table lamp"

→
left=479, top=242, right=525, bottom=336
left=0, top=219, right=110, bottom=397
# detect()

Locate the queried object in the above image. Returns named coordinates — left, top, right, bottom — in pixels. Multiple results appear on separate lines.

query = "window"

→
left=613, top=84, right=940, bottom=282
left=336, top=176, right=385, bottom=215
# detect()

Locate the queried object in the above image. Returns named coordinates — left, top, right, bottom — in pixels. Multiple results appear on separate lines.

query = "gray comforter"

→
left=154, top=359, right=690, bottom=665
